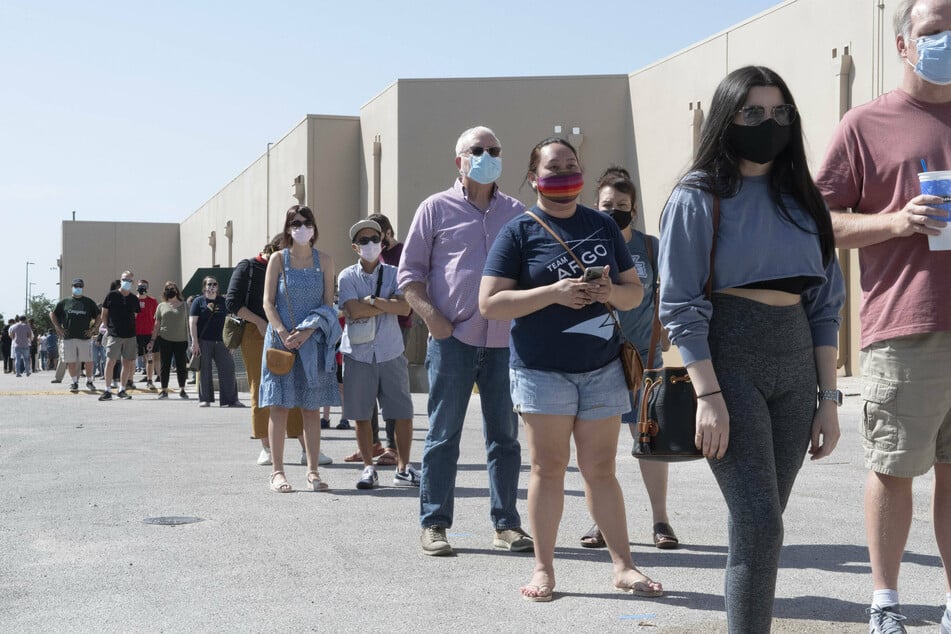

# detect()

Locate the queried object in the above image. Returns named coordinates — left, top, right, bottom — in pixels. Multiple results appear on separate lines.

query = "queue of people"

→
left=12, top=3, right=951, bottom=628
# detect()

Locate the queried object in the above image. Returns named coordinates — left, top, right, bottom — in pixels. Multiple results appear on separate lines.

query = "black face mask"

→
left=138, top=286, right=148, bottom=295
left=727, top=119, right=791, bottom=165
left=608, top=209, right=633, bottom=230
left=164, top=290, right=176, bottom=299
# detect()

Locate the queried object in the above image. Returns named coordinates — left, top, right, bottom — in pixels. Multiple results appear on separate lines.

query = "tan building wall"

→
left=359, top=75, right=635, bottom=239
left=60, top=221, right=181, bottom=302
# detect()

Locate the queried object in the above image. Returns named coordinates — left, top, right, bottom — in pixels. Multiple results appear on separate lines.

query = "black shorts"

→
left=136, top=334, right=152, bottom=356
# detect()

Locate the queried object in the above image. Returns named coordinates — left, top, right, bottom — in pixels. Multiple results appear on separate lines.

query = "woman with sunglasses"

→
left=148, top=282, right=189, bottom=399
left=189, top=275, right=242, bottom=408
left=260, top=205, right=340, bottom=493
left=658, top=66, right=845, bottom=632
left=480, top=137, right=662, bottom=602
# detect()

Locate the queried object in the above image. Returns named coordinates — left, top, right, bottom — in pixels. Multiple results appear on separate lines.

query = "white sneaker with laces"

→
left=318, top=452, right=333, bottom=466
left=257, top=448, right=272, bottom=466
left=868, top=605, right=907, bottom=634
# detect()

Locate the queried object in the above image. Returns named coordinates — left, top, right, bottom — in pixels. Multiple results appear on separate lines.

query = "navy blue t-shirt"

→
left=483, top=205, right=635, bottom=373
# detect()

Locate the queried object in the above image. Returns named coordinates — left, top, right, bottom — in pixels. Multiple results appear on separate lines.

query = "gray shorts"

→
left=105, top=336, right=137, bottom=361
left=63, top=338, right=92, bottom=363
left=342, top=355, right=413, bottom=421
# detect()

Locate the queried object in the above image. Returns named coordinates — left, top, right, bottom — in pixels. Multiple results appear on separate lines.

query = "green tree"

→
left=27, top=294, right=55, bottom=333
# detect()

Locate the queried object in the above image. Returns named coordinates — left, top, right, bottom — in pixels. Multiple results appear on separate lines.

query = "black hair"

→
left=685, top=65, right=835, bottom=266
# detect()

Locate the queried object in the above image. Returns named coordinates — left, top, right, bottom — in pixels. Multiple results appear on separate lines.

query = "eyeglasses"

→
left=205, top=283, right=218, bottom=288
left=466, top=146, right=501, bottom=158
left=289, top=219, right=314, bottom=229
left=354, top=235, right=382, bottom=245
left=737, top=104, right=798, bottom=127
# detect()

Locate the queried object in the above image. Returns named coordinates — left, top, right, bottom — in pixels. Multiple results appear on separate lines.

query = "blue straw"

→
left=921, top=159, right=928, bottom=172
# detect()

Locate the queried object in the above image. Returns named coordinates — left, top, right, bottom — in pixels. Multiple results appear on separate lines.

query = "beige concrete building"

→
left=61, top=0, right=912, bottom=376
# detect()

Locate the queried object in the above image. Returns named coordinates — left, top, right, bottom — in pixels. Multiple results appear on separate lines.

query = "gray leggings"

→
left=707, top=294, right=817, bottom=634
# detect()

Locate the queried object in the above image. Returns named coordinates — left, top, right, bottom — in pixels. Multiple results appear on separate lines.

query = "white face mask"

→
left=358, top=242, right=382, bottom=261
left=290, top=226, right=314, bottom=245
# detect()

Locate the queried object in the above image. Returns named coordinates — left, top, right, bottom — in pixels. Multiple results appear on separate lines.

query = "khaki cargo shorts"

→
left=860, top=332, right=951, bottom=477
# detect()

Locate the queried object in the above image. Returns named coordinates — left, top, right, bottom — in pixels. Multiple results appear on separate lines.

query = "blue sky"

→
left=0, top=0, right=780, bottom=318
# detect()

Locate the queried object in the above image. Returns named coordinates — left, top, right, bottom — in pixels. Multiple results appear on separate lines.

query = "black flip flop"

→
left=652, top=522, right=679, bottom=549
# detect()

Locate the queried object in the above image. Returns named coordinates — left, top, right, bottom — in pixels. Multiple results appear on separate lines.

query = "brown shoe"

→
left=652, top=522, right=679, bottom=549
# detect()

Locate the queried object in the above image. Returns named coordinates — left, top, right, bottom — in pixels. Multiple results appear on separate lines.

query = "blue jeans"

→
left=419, top=336, right=522, bottom=530
left=14, top=346, right=30, bottom=375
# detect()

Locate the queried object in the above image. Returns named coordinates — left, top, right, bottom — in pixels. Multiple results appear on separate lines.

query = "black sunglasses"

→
left=205, top=283, right=218, bottom=288
left=289, top=219, right=314, bottom=229
left=354, top=235, right=382, bottom=245
left=737, top=104, right=797, bottom=127
left=467, top=145, right=501, bottom=158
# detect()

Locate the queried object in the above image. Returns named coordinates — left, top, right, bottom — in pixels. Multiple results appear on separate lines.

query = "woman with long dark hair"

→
left=259, top=205, right=340, bottom=493
left=658, top=66, right=845, bottom=632
left=480, top=137, right=662, bottom=602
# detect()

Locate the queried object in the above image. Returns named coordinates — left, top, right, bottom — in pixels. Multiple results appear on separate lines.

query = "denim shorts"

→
left=509, top=357, right=630, bottom=421
left=861, top=332, right=951, bottom=477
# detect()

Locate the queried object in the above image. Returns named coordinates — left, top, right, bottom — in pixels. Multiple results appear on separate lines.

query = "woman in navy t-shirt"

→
left=480, top=137, right=662, bottom=602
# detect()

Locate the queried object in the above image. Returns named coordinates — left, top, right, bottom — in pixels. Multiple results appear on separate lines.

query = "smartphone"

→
left=582, top=266, right=605, bottom=282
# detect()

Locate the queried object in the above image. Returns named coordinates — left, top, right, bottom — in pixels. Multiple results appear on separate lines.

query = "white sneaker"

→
left=356, top=465, right=378, bottom=490
left=318, top=451, right=333, bottom=466
left=300, top=451, right=307, bottom=465
left=257, top=448, right=272, bottom=466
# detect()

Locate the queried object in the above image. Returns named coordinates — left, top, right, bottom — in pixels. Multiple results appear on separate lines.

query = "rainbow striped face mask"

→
left=536, top=171, right=584, bottom=204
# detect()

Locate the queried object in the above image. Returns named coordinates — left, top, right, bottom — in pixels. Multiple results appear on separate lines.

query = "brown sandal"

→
left=652, top=522, right=679, bottom=549
left=580, top=523, right=606, bottom=549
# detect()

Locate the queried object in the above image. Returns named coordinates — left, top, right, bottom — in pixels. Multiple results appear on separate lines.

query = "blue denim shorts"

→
left=509, top=358, right=630, bottom=421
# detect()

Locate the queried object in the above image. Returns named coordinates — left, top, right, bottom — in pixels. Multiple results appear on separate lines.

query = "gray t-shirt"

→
left=617, top=230, right=662, bottom=363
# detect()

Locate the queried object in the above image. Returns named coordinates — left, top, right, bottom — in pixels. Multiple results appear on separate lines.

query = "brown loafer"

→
left=652, top=522, right=679, bottom=549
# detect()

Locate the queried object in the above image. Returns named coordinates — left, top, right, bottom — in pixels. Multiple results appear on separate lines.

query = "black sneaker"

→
left=117, top=390, right=132, bottom=400
left=98, top=392, right=112, bottom=401
left=70, top=382, right=79, bottom=392
left=86, top=380, right=95, bottom=391
left=126, top=380, right=134, bottom=390
left=356, top=466, right=378, bottom=490
left=157, top=391, right=168, bottom=399
left=179, top=389, right=189, bottom=399
left=146, top=380, right=155, bottom=390
left=50, top=379, right=62, bottom=384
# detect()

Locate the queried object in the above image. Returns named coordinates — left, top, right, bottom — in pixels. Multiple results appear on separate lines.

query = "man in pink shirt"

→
left=816, top=1, right=951, bottom=630
left=399, top=125, right=532, bottom=557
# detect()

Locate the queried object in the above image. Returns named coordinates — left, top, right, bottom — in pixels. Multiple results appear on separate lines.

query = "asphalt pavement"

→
left=0, top=370, right=945, bottom=632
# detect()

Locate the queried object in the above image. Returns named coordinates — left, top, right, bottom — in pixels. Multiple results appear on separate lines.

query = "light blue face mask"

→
left=909, top=30, right=951, bottom=85
left=72, top=287, right=83, bottom=296
left=466, top=153, right=503, bottom=185
left=120, top=279, right=133, bottom=292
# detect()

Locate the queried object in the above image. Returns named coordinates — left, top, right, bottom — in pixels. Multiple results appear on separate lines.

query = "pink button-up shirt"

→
left=398, top=179, right=525, bottom=348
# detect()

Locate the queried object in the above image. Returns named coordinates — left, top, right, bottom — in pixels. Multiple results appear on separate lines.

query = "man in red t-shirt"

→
left=134, top=279, right=159, bottom=390
left=816, top=0, right=951, bottom=629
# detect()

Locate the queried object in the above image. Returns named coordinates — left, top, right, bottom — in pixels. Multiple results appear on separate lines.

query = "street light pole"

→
left=25, top=261, right=34, bottom=315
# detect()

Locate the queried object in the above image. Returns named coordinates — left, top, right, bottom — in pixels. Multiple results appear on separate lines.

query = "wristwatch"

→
left=368, top=296, right=376, bottom=306
left=818, top=389, right=843, bottom=406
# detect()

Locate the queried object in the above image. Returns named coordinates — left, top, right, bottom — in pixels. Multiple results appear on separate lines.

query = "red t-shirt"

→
left=816, top=89, right=951, bottom=348
left=135, top=294, right=158, bottom=335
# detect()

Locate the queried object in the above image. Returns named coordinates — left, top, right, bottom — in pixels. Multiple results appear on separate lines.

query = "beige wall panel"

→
left=359, top=83, right=400, bottom=233
left=61, top=221, right=180, bottom=301
left=392, top=76, right=633, bottom=228
left=308, top=116, right=362, bottom=282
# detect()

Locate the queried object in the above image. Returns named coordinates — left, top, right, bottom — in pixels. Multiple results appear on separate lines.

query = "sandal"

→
left=579, top=523, right=606, bottom=549
left=375, top=448, right=398, bottom=466
left=269, top=471, right=293, bottom=493
left=343, top=449, right=363, bottom=463
left=652, top=522, right=679, bottom=550
left=306, top=471, right=329, bottom=492
left=520, top=584, right=553, bottom=603
left=615, top=568, right=664, bottom=597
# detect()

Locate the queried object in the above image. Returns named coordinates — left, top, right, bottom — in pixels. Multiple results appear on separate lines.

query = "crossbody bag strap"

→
left=280, top=249, right=297, bottom=328
left=524, top=210, right=627, bottom=337
left=645, top=236, right=661, bottom=369
left=373, top=264, right=384, bottom=299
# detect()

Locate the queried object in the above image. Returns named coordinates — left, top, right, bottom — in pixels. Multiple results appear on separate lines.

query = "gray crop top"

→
left=658, top=174, right=846, bottom=365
